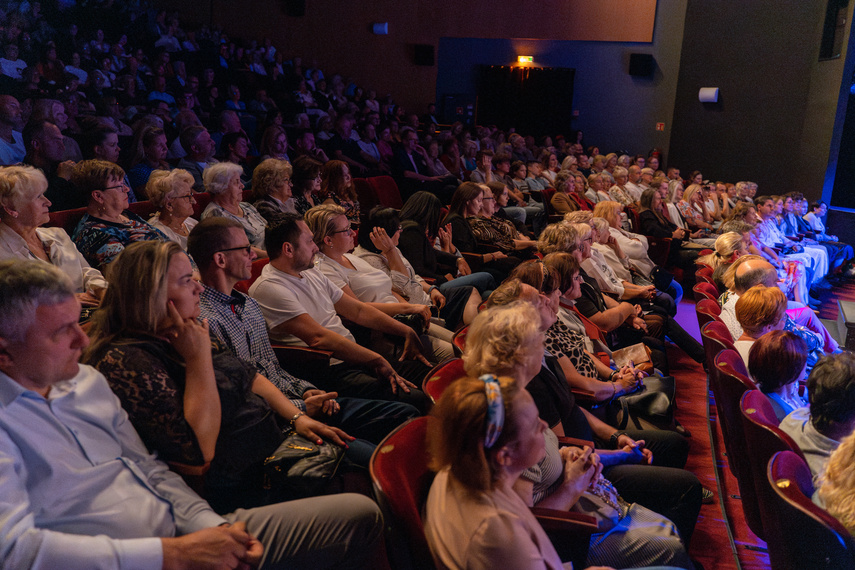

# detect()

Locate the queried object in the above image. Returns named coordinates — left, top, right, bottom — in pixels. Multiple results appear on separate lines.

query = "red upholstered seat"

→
left=233, top=258, right=269, bottom=294
left=422, top=358, right=465, bottom=404
left=695, top=298, right=722, bottom=331
left=740, top=390, right=805, bottom=540
left=366, top=175, right=403, bottom=209
left=763, top=451, right=855, bottom=569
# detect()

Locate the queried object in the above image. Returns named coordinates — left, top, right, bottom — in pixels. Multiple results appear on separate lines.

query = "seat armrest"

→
left=557, top=436, right=595, bottom=448
left=531, top=507, right=599, bottom=532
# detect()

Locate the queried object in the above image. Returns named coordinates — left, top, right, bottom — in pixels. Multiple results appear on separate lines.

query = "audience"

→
left=1, top=6, right=852, bottom=562
left=248, top=213, right=432, bottom=412
left=0, top=259, right=385, bottom=569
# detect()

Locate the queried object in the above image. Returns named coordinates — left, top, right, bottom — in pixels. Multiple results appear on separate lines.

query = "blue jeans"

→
left=331, top=396, right=421, bottom=466
left=439, top=272, right=496, bottom=296
left=502, top=206, right=526, bottom=223
left=665, top=279, right=683, bottom=304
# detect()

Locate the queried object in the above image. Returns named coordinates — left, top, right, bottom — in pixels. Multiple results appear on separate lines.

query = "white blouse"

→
left=0, top=224, right=107, bottom=293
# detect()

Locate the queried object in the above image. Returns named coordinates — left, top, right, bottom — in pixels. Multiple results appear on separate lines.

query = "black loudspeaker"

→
left=628, top=53, right=655, bottom=76
left=284, top=0, right=306, bottom=17
left=414, top=44, right=435, bottom=66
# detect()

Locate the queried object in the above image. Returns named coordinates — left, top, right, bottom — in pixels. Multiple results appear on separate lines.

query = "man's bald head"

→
left=734, top=257, right=777, bottom=294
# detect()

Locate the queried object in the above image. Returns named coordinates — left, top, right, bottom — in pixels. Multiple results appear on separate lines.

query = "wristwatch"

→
left=610, top=431, right=628, bottom=449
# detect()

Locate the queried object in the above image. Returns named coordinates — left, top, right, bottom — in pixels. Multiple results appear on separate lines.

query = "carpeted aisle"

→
left=672, top=298, right=765, bottom=570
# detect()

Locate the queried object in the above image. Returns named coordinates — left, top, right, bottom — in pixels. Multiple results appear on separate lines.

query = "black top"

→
left=397, top=220, right=458, bottom=284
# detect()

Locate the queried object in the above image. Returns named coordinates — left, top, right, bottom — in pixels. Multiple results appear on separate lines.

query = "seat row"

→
left=692, top=263, right=855, bottom=569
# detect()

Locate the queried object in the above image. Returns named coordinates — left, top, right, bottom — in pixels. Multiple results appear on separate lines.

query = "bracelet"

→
left=609, top=381, right=617, bottom=401
left=609, top=431, right=628, bottom=449
left=608, top=370, right=618, bottom=382
left=288, top=412, right=305, bottom=427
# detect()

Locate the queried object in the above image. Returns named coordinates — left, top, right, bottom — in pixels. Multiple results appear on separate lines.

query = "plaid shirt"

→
left=200, top=285, right=317, bottom=411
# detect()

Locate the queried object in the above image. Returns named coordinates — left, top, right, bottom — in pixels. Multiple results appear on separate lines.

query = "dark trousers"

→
left=329, top=396, right=421, bottom=465
left=317, top=362, right=431, bottom=414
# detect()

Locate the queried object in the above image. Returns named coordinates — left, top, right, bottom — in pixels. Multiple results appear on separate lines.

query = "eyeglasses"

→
left=329, top=227, right=352, bottom=235
left=173, top=194, right=195, bottom=201
left=217, top=245, right=252, bottom=254
left=100, top=183, right=128, bottom=192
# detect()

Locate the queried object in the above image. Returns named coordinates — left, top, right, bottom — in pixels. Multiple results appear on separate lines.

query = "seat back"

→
left=192, top=192, right=213, bottom=219
left=696, top=264, right=713, bottom=281
left=47, top=207, right=88, bottom=234
left=740, top=390, right=805, bottom=540
left=353, top=177, right=379, bottom=211
left=367, top=175, right=404, bottom=209
left=370, top=417, right=436, bottom=569
left=127, top=199, right=158, bottom=221
left=645, top=236, right=672, bottom=268
left=764, top=451, right=855, bottom=569
left=233, top=258, right=269, bottom=294
left=701, top=320, right=735, bottom=373
left=451, top=326, right=468, bottom=356
left=692, top=282, right=718, bottom=304
left=422, top=358, right=466, bottom=404
left=695, top=298, right=722, bottom=331
left=712, top=349, right=755, bottom=478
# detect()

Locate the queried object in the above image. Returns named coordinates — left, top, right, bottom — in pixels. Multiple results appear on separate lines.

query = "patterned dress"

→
left=72, top=211, right=168, bottom=269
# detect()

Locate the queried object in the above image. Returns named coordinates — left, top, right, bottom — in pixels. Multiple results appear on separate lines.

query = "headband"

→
left=480, top=374, right=505, bottom=449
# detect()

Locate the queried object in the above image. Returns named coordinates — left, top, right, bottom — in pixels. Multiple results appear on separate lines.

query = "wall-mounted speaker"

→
left=414, top=44, right=435, bottom=66
left=628, top=53, right=655, bottom=76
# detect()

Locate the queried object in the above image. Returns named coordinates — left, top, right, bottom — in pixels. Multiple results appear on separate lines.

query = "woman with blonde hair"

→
left=818, top=426, right=855, bottom=531
left=0, top=164, right=107, bottom=305
left=146, top=169, right=198, bottom=250
left=677, top=184, right=714, bottom=232
left=587, top=172, right=611, bottom=203
left=251, top=158, right=295, bottom=224
left=307, top=203, right=455, bottom=362
left=84, top=240, right=356, bottom=511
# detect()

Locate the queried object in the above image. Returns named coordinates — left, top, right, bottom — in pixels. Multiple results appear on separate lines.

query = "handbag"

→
left=649, top=266, right=675, bottom=293
left=393, top=312, right=426, bottom=336
left=613, top=374, right=677, bottom=430
left=570, top=474, right=629, bottom=533
left=262, top=429, right=345, bottom=499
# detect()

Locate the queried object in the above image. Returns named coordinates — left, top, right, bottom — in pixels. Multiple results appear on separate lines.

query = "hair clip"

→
left=480, top=374, right=505, bottom=449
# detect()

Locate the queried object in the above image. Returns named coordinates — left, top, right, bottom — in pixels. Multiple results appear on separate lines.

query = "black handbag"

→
left=613, top=374, right=676, bottom=430
left=262, top=430, right=345, bottom=499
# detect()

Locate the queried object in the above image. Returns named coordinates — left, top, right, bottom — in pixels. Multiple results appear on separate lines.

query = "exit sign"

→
left=656, top=122, right=665, bottom=131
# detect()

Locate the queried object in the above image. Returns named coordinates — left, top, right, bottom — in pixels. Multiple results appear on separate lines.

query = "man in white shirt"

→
left=249, top=213, right=432, bottom=412
left=625, top=165, right=645, bottom=200
left=0, top=44, right=27, bottom=80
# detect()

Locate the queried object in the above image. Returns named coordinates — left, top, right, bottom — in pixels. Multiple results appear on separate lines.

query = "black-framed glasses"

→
left=100, top=183, right=128, bottom=192
left=173, top=194, right=196, bottom=201
left=217, top=245, right=252, bottom=254
left=329, top=226, right=352, bottom=235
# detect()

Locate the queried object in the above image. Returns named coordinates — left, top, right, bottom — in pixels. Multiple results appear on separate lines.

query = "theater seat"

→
left=764, top=451, right=855, bottom=569
left=47, top=207, right=87, bottom=234
left=422, top=358, right=465, bottom=405
left=366, top=176, right=403, bottom=209
left=370, top=417, right=598, bottom=570
left=234, top=258, right=269, bottom=294
left=711, top=349, right=754, bottom=481
left=740, top=390, right=804, bottom=540
left=695, top=298, right=722, bottom=331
